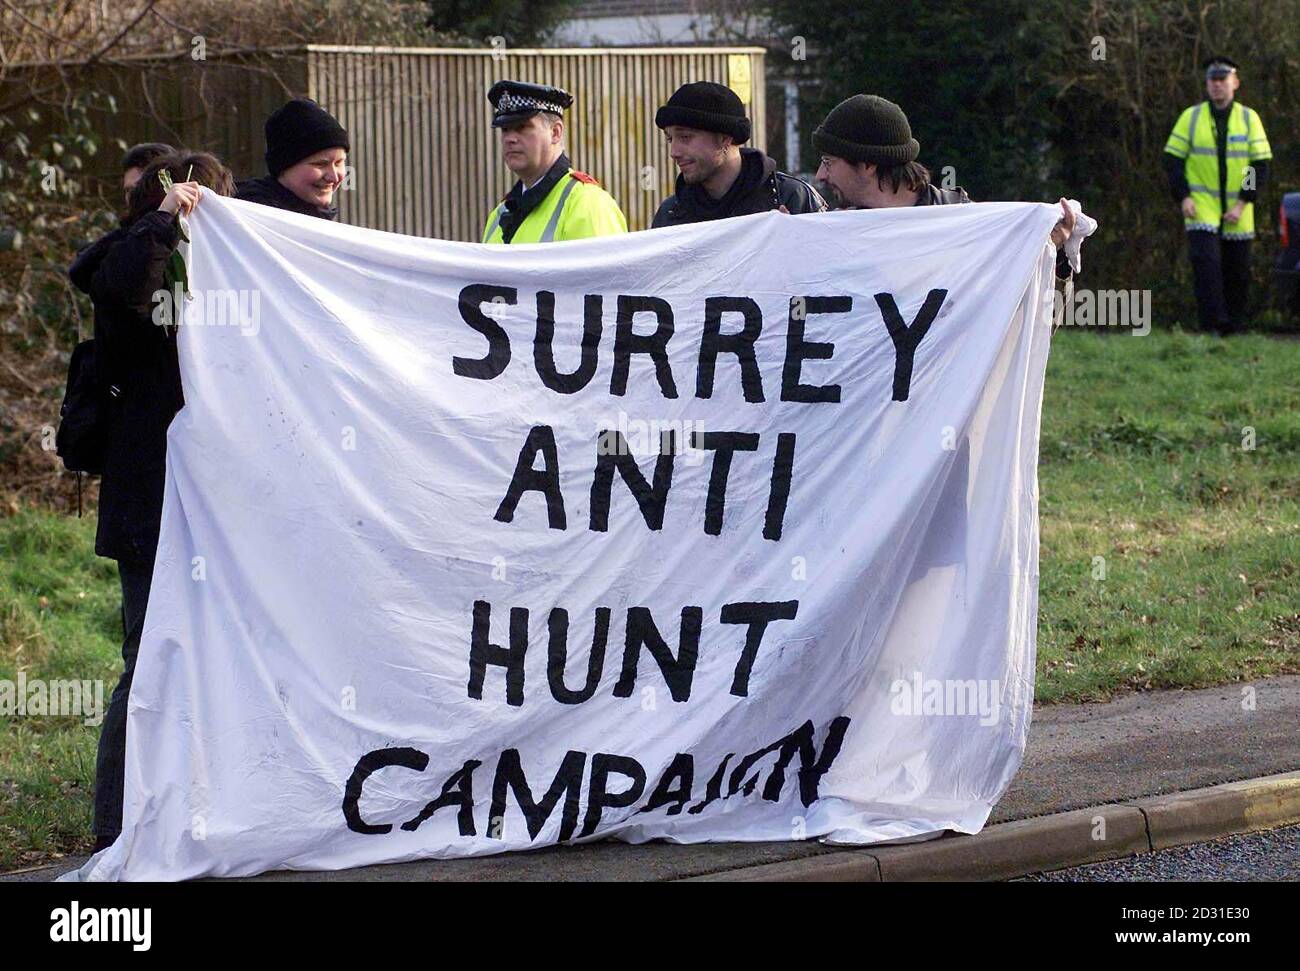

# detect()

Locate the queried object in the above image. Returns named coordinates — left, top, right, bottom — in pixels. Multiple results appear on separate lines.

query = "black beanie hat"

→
left=655, top=81, right=752, bottom=144
left=812, top=94, right=919, bottom=165
left=265, top=98, right=350, bottom=177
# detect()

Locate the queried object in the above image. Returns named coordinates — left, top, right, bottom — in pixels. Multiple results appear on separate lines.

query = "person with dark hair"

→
left=812, top=94, right=1076, bottom=281
left=69, top=150, right=235, bottom=853
left=120, top=142, right=175, bottom=202
left=236, top=98, right=349, bottom=219
left=651, top=81, right=825, bottom=228
left=812, top=96, right=957, bottom=207
left=68, top=142, right=178, bottom=293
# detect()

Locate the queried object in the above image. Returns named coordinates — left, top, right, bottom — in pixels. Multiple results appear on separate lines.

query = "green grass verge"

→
left=0, top=510, right=120, bottom=869
left=1, top=328, right=1298, bottom=869
left=1037, top=329, right=1300, bottom=701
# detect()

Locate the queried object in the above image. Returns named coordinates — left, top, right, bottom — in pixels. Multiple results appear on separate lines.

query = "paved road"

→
left=1022, top=823, right=1300, bottom=881
left=7, top=675, right=1299, bottom=882
left=990, top=676, right=1300, bottom=823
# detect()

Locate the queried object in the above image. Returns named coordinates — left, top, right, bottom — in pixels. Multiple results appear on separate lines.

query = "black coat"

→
left=234, top=174, right=340, bottom=220
left=69, top=225, right=127, bottom=294
left=71, top=210, right=186, bottom=564
left=915, top=183, right=972, bottom=205
left=652, top=149, right=826, bottom=228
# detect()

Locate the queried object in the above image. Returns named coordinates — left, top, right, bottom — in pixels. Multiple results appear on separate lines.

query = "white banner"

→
left=75, top=193, right=1061, bottom=880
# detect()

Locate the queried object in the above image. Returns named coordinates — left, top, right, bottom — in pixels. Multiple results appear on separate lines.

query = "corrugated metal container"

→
left=309, top=45, right=766, bottom=237
left=5, top=45, right=766, bottom=238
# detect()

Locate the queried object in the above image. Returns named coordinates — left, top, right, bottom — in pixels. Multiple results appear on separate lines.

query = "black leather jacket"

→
left=915, top=183, right=972, bottom=205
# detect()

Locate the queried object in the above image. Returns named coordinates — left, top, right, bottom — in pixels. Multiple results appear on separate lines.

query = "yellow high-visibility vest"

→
left=482, top=170, right=628, bottom=244
left=1164, top=100, right=1272, bottom=239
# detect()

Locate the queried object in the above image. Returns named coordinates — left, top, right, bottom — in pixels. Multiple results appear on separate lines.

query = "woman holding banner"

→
left=75, top=151, right=234, bottom=853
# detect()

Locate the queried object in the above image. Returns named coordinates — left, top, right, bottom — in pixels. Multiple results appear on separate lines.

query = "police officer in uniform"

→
left=482, top=80, right=627, bottom=244
left=1163, top=57, right=1273, bottom=334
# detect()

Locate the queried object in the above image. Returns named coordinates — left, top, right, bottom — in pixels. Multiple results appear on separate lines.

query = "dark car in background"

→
left=1275, top=191, right=1300, bottom=318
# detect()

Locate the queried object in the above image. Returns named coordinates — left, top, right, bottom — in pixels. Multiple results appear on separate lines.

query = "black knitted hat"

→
left=812, top=94, right=919, bottom=165
left=655, top=81, right=752, bottom=144
left=265, top=98, right=350, bottom=177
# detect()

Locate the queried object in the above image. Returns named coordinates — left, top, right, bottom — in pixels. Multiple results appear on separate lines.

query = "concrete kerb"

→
left=1133, top=770, right=1300, bottom=851
left=7, top=772, right=1298, bottom=883
left=681, top=771, right=1300, bottom=882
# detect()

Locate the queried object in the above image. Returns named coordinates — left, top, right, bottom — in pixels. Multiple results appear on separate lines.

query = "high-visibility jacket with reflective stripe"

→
left=1164, top=100, right=1272, bottom=239
left=482, top=171, right=628, bottom=244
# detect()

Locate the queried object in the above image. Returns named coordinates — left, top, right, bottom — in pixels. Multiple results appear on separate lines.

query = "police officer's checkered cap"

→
left=497, top=90, right=567, bottom=116
left=488, top=81, right=574, bottom=122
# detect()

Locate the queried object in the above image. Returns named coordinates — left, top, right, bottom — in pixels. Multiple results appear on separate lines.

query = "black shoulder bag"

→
left=55, top=338, right=120, bottom=513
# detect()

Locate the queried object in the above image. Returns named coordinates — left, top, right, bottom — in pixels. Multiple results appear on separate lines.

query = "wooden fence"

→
left=313, top=45, right=766, bottom=238
left=5, top=45, right=767, bottom=238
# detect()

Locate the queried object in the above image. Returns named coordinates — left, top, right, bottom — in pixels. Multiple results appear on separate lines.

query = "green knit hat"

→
left=812, top=94, right=920, bottom=165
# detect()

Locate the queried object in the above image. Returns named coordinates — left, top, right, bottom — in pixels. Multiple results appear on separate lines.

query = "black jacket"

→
left=235, top=174, right=340, bottom=220
left=69, top=225, right=127, bottom=293
left=652, top=148, right=826, bottom=228
left=915, top=183, right=972, bottom=206
left=72, top=210, right=186, bottom=563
